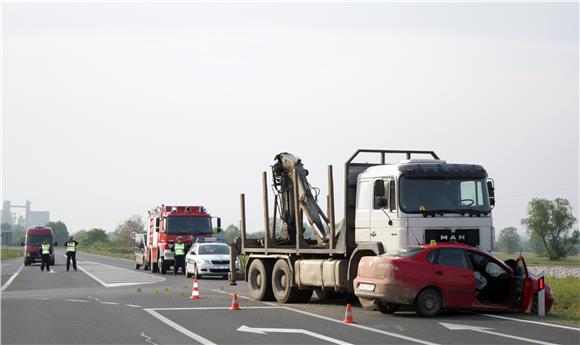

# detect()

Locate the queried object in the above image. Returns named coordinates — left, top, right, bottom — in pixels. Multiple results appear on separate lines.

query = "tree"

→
left=114, top=215, right=144, bottom=243
left=45, top=221, right=69, bottom=245
left=521, top=198, right=579, bottom=260
left=221, top=224, right=241, bottom=244
left=82, top=228, right=109, bottom=246
left=496, top=227, right=521, bottom=254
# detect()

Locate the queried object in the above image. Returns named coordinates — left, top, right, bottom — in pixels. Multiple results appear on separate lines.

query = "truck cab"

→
left=355, top=159, right=495, bottom=252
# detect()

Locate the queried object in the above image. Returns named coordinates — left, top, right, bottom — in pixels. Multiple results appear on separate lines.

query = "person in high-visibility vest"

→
left=39, top=239, right=52, bottom=272
left=64, top=236, right=79, bottom=272
left=172, top=236, right=186, bottom=275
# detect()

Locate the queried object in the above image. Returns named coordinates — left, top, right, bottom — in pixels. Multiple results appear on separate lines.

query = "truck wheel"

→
left=377, top=303, right=399, bottom=314
left=144, top=262, right=150, bottom=271
left=272, top=259, right=301, bottom=303
left=248, top=259, right=274, bottom=301
left=415, top=288, right=442, bottom=317
left=160, top=259, right=167, bottom=274
left=151, top=262, right=159, bottom=273
left=135, top=262, right=141, bottom=270
left=358, top=297, right=377, bottom=311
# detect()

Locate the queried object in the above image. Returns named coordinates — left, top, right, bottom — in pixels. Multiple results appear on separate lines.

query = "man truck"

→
left=230, top=149, right=495, bottom=305
left=139, top=205, right=221, bottom=274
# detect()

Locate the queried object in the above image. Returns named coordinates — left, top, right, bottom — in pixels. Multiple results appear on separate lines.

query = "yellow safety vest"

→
left=41, top=244, right=50, bottom=255
left=175, top=243, right=185, bottom=256
left=67, top=242, right=76, bottom=252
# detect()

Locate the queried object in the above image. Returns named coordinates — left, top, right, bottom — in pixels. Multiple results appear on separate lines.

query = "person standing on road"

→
left=64, top=236, right=79, bottom=272
left=39, top=239, right=52, bottom=272
left=172, top=236, right=186, bottom=275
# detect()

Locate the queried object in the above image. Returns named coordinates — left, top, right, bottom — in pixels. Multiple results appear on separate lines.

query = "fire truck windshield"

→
left=399, top=177, right=491, bottom=214
left=166, top=216, right=213, bottom=235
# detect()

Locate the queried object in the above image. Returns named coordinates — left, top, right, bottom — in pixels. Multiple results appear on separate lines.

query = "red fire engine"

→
left=145, top=205, right=221, bottom=274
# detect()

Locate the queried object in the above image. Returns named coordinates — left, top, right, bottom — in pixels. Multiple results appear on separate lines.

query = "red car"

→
left=354, top=243, right=553, bottom=316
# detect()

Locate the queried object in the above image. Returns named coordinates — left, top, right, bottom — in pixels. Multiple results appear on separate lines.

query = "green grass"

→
left=1, top=248, right=23, bottom=260
left=492, top=252, right=580, bottom=266
left=543, top=277, right=580, bottom=325
left=79, top=244, right=133, bottom=260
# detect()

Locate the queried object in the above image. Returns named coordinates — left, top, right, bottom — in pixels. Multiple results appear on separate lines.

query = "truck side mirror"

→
left=487, top=180, right=495, bottom=207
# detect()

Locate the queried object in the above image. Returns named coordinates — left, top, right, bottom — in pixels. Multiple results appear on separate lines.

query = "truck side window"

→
left=389, top=179, right=396, bottom=212
left=373, top=179, right=388, bottom=209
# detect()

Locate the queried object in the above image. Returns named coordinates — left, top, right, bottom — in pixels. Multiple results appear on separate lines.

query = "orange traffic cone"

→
left=343, top=304, right=355, bottom=324
left=230, top=293, right=240, bottom=311
left=190, top=277, right=201, bottom=300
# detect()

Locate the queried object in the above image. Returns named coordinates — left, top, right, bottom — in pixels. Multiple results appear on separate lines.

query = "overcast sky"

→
left=2, top=2, right=578, bottom=236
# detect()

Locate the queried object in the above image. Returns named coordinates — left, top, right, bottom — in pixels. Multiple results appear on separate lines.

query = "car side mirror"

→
left=487, top=180, right=495, bottom=207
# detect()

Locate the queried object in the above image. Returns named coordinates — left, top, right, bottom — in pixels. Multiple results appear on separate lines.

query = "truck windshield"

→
left=26, top=235, right=52, bottom=245
left=166, top=216, right=212, bottom=235
left=399, top=177, right=491, bottom=214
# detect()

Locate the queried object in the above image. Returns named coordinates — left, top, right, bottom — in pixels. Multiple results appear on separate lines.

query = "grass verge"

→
left=79, top=244, right=132, bottom=260
left=493, top=252, right=580, bottom=266
left=1, top=248, right=23, bottom=260
left=542, top=277, right=580, bottom=326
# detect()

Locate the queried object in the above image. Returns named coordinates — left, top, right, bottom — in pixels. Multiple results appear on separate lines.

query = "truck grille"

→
left=424, top=229, right=479, bottom=246
left=212, top=260, right=229, bottom=265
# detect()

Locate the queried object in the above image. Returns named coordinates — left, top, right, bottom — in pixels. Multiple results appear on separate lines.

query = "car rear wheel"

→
left=248, top=259, right=274, bottom=301
left=415, top=288, right=442, bottom=317
left=377, top=303, right=399, bottom=314
left=358, top=297, right=377, bottom=311
left=185, top=265, right=192, bottom=278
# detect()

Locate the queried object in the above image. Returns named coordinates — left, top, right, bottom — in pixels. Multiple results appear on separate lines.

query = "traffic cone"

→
left=190, top=277, right=201, bottom=300
left=343, top=304, right=355, bottom=324
left=230, top=293, right=240, bottom=311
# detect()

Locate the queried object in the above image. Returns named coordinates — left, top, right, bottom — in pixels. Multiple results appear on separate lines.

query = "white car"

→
left=185, top=241, right=231, bottom=279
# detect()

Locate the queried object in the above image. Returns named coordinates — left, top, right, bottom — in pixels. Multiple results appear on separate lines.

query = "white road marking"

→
left=1, top=264, right=23, bottom=291
left=140, top=332, right=159, bottom=345
left=440, top=322, right=558, bottom=345
left=274, top=304, right=440, bottom=345
left=125, top=304, right=143, bottom=308
left=144, top=309, right=217, bottom=345
left=100, top=301, right=119, bottom=305
left=210, top=289, right=254, bottom=301
left=237, top=325, right=354, bottom=345
left=480, top=313, right=580, bottom=331
left=65, top=299, right=90, bottom=303
left=150, top=306, right=282, bottom=311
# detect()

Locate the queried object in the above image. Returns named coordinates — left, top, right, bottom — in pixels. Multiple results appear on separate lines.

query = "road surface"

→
left=2, top=250, right=578, bottom=345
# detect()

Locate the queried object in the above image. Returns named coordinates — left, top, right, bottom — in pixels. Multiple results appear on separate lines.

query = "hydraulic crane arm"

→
left=272, top=153, right=329, bottom=245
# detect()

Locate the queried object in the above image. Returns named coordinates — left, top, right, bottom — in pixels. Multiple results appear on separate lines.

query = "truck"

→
left=141, top=205, right=221, bottom=274
left=22, top=226, right=57, bottom=266
left=230, top=149, right=496, bottom=304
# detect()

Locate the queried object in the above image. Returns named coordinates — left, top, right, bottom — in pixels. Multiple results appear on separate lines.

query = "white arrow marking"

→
left=237, top=325, right=353, bottom=345
left=440, top=322, right=558, bottom=345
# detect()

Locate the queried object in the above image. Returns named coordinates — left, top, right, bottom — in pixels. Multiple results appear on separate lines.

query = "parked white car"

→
left=185, top=240, right=231, bottom=279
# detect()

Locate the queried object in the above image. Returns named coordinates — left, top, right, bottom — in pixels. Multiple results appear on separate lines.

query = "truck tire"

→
left=414, top=288, right=442, bottom=317
left=271, top=259, right=303, bottom=303
left=248, top=259, right=274, bottom=301
left=151, top=262, right=159, bottom=273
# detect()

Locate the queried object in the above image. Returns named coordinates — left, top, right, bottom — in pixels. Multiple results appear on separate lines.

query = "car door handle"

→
left=435, top=270, right=444, bottom=276
left=370, top=231, right=377, bottom=237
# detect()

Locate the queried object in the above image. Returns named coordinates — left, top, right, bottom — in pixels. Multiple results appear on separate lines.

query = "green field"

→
left=493, top=252, right=580, bottom=266
left=80, top=245, right=132, bottom=260
left=544, top=277, right=580, bottom=325
left=1, top=248, right=23, bottom=260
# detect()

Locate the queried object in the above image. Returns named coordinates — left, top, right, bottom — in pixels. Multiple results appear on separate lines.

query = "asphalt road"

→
left=2, top=250, right=578, bottom=345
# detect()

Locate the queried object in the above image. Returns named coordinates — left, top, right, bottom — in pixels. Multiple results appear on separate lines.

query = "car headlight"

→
left=197, top=258, right=208, bottom=265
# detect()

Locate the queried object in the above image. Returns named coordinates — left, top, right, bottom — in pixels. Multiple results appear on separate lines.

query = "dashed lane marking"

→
left=1, top=264, right=23, bottom=291
left=125, top=304, right=143, bottom=308
left=100, top=301, right=119, bottom=305
left=65, top=299, right=90, bottom=303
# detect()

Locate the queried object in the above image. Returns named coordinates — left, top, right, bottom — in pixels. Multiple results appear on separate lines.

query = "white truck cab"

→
left=355, top=159, right=495, bottom=252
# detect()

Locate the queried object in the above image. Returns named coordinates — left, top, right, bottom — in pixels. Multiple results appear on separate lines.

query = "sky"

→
left=2, top=2, right=578, bottom=237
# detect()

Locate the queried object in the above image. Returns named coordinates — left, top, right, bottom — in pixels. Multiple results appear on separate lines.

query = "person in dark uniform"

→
left=172, top=236, right=186, bottom=275
left=64, top=236, right=79, bottom=271
left=39, top=239, right=52, bottom=272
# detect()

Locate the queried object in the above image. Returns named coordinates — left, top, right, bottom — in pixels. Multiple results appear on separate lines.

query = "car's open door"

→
left=512, top=256, right=533, bottom=312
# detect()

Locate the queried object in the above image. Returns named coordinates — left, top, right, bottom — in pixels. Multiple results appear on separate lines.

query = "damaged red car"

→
left=354, top=243, right=553, bottom=316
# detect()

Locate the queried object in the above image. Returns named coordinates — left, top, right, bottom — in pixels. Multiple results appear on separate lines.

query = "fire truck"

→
left=144, top=205, right=221, bottom=274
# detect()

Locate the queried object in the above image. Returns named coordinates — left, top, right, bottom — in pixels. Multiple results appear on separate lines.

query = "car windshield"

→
left=399, top=177, right=491, bottom=214
left=26, top=235, right=52, bottom=245
left=166, top=216, right=212, bottom=235
left=198, top=245, right=229, bottom=255
left=384, top=246, right=424, bottom=258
